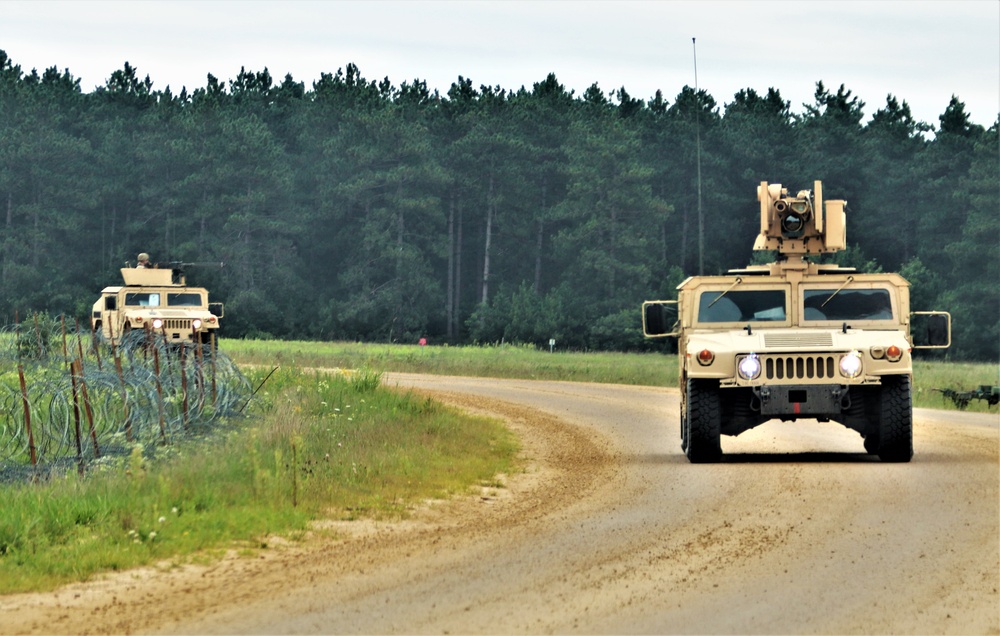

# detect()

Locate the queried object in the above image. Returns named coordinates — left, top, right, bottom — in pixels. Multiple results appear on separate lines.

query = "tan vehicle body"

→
left=643, top=181, right=950, bottom=463
left=91, top=267, right=223, bottom=345
left=677, top=268, right=914, bottom=382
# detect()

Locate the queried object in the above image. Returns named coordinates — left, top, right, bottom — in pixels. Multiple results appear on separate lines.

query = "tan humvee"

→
left=91, top=263, right=224, bottom=346
left=643, top=181, right=950, bottom=463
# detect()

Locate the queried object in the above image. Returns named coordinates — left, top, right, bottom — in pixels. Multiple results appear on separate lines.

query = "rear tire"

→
left=680, top=388, right=689, bottom=452
left=686, top=379, right=722, bottom=463
left=680, top=409, right=687, bottom=452
left=877, top=375, right=913, bottom=462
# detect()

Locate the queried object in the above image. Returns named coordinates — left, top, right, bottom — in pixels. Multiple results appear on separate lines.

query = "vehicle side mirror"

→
left=912, top=311, right=951, bottom=349
left=643, top=301, right=679, bottom=337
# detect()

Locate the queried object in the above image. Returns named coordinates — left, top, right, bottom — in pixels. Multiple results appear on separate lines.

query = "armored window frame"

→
left=695, top=288, right=790, bottom=325
left=124, top=292, right=161, bottom=307
left=167, top=292, right=204, bottom=307
left=800, top=285, right=896, bottom=323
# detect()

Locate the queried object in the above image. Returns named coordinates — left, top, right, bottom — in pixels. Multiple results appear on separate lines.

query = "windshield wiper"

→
left=821, top=275, right=854, bottom=308
left=708, top=277, right=743, bottom=308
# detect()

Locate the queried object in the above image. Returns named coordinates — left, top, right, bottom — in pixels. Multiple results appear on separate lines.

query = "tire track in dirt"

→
left=1, top=376, right=996, bottom=634
left=0, top=388, right=620, bottom=635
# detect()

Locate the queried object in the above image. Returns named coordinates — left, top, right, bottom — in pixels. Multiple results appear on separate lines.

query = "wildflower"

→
left=149, top=531, right=157, bottom=540
left=172, top=507, right=179, bottom=514
left=158, top=516, right=166, bottom=524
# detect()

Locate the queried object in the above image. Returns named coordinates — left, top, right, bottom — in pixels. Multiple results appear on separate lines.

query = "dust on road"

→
left=1, top=375, right=997, bottom=635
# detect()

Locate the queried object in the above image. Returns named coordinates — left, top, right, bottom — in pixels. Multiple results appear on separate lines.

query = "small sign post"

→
left=549, top=338, right=555, bottom=353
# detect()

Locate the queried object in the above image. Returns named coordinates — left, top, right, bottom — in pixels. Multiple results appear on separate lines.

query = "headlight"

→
left=192, top=319, right=202, bottom=329
left=738, top=353, right=761, bottom=380
left=152, top=318, right=163, bottom=329
left=839, top=350, right=863, bottom=378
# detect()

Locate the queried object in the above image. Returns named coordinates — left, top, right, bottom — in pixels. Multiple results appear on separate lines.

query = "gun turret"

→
left=125, top=261, right=225, bottom=286
left=753, top=181, right=846, bottom=257
left=167, top=262, right=224, bottom=284
left=149, top=261, right=225, bottom=270
left=133, top=261, right=225, bottom=284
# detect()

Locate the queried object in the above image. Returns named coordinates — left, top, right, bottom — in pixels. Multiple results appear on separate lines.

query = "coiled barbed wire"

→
left=0, top=318, right=252, bottom=480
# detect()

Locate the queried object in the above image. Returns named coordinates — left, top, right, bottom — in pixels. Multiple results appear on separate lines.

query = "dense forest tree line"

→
left=0, top=50, right=996, bottom=360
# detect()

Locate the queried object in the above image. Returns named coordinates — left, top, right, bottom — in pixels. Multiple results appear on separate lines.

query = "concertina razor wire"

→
left=0, top=318, right=252, bottom=481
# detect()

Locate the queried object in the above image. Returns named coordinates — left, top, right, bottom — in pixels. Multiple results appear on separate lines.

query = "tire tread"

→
left=878, top=375, right=913, bottom=462
left=687, top=379, right=722, bottom=463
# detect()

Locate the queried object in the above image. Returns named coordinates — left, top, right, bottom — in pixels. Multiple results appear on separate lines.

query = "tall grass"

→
left=0, top=367, right=518, bottom=593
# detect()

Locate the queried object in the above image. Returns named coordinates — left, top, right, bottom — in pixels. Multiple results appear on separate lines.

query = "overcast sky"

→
left=2, top=0, right=997, bottom=127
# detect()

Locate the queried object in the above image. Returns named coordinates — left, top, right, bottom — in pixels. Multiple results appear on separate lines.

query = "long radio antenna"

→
left=693, top=37, right=704, bottom=275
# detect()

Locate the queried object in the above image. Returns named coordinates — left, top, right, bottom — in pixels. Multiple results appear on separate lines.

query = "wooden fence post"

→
left=17, top=364, right=36, bottom=466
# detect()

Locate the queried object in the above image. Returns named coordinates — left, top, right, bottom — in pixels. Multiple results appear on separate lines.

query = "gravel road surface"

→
left=2, top=374, right=997, bottom=634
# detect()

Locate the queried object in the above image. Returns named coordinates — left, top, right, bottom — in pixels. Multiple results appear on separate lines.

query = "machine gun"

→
left=162, top=261, right=225, bottom=283
left=132, top=260, right=225, bottom=284
left=934, top=386, right=1000, bottom=410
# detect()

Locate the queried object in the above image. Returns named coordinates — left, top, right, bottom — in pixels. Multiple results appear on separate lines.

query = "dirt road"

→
left=2, top=374, right=997, bottom=634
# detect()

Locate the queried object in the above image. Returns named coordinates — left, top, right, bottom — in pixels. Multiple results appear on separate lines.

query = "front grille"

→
left=163, top=319, right=192, bottom=331
left=763, top=332, right=833, bottom=348
left=763, top=354, right=837, bottom=380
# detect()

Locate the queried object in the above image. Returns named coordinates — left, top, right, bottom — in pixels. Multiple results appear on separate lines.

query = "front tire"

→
left=877, top=375, right=913, bottom=462
left=686, top=379, right=722, bottom=463
left=863, top=428, right=880, bottom=455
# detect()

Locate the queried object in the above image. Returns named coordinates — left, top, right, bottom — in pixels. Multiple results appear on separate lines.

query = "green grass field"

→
left=223, top=339, right=679, bottom=386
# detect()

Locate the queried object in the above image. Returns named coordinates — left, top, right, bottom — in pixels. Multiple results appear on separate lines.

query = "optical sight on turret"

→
left=754, top=180, right=846, bottom=256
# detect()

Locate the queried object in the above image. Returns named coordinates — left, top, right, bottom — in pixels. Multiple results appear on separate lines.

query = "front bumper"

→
left=753, top=384, right=848, bottom=417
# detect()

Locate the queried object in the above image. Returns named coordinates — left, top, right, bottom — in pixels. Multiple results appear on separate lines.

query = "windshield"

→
left=125, top=292, right=160, bottom=307
left=697, top=289, right=787, bottom=323
left=802, top=288, right=894, bottom=321
left=168, top=292, right=203, bottom=307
